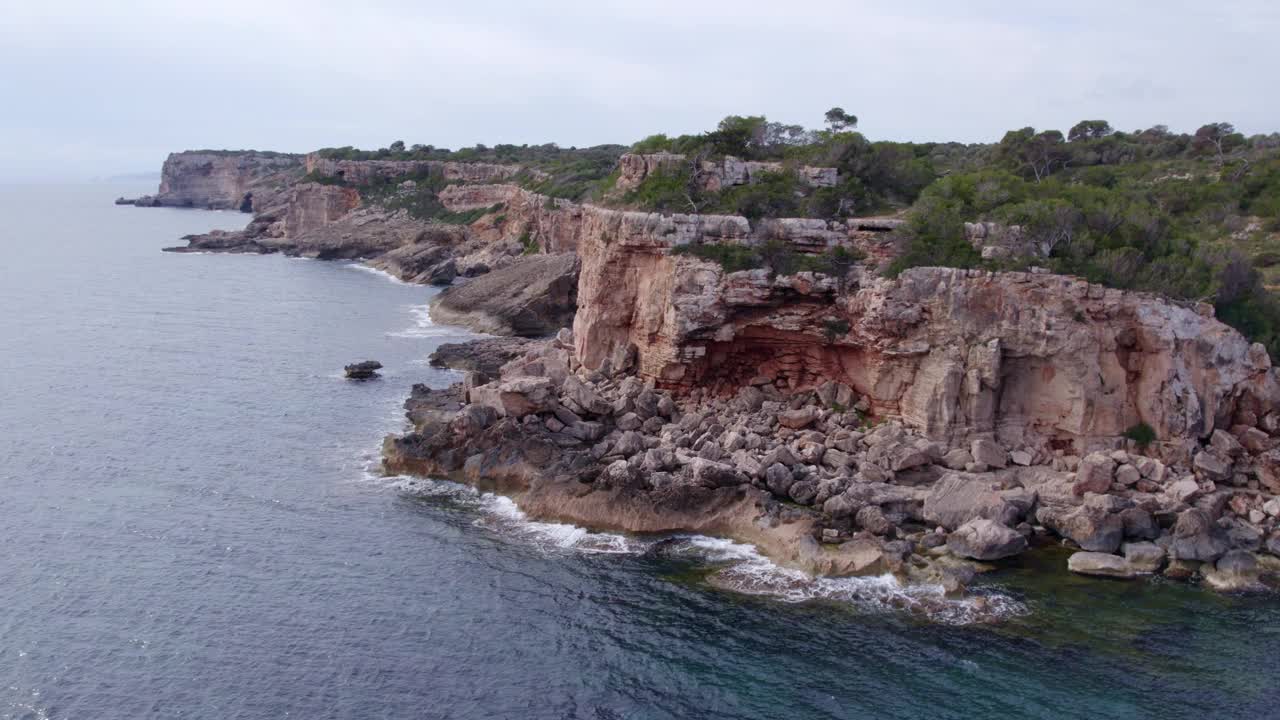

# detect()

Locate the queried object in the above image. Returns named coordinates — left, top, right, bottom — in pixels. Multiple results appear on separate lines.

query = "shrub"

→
left=670, top=243, right=761, bottom=273
left=520, top=231, right=540, bottom=255
left=1123, top=422, right=1157, bottom=448
left=822, top=318, right=851, bottom=342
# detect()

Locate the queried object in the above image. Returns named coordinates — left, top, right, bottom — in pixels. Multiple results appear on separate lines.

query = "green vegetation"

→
left=1124, top=422, right=1158, bottom=448
left=315, top=142, right=626, bottom=203
left=519, top=231, right=540, bottom=255
left=888, top=124, right=1280, bottom=354
left=312, top=110, right=1280, bottom=354
left=671, top=241, right=864, bottom=280
left=821, top=318, right=852, bottom=342
left=670, top=242, right=762, bottom=272
left=436, top=204, right=504, bottom=225
left=618, top=111, right=955, bottom=217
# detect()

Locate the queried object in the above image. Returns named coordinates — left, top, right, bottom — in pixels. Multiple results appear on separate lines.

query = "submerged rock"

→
left=1068, top=552, right=1136, bottom=579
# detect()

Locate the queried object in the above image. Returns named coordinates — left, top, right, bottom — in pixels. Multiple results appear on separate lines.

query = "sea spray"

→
left=376, top=475, right=1028, bottom=625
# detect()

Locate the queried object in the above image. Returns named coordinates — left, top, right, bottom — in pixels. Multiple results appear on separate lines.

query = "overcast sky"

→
left=3, top=0, right=1278, bottom=180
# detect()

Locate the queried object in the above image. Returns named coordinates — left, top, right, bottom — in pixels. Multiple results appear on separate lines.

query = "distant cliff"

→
left=119, top=151, right=305, bottom=212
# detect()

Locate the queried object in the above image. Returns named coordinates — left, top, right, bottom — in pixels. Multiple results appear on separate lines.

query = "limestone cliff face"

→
left=304, top=154, right=525, bottom=186
left=283, top=183, right=362, bottom=237
left=154, top=151, right=304, bottom=211
left=615, top=152, right=839, bottom=192
left=569, top=223, right=1280, bottom=454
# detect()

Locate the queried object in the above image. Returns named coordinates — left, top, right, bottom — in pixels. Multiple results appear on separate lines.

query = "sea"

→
left=0, top=182, right=1277, bottom=719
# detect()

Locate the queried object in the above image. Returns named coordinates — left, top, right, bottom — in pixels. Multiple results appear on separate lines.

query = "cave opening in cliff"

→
left=239, top=192, right=253, bottom=213
left=690, top=327, right=868, bottom=400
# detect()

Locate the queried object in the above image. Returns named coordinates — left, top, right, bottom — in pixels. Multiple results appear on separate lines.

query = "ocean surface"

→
left=1, top=182, right=1278, bottom=720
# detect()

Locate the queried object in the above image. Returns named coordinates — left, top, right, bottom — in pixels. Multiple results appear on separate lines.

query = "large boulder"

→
left=1123, top=541, right=1166, bottom=573
left=1201, top=550, right=1264, bottom=592
left=1073, top=453, right=1115, bottom=496
left=946, top=518, right=1027, bottom=560
left=922, top=473, right=1032, bottom=531
left=1068, top=552, right=1136, bottom=579
left=1037, top=505, right=1124, bottom=553
left=469, top=376, right=556, bottom=417
left=970, top=439, right=1008, bottom=469
left=1168, top=508, right=1232, bottom=562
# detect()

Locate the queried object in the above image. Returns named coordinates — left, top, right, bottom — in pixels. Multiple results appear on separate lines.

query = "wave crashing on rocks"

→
left=372, top=475, right=1025, bottom=625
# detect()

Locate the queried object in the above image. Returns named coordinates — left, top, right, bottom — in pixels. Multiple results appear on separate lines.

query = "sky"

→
left=2, top=0, right=1278, bottom=180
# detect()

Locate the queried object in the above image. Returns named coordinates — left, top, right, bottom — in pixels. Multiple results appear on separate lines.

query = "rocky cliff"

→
left=145, top=146, right=1280, bottom=591
left=616, top=152, right=839, bottom=192
left=304, top=153, right=527, bottom=186
left=571, top=222, right=1280, bottom=457
left=381, top=181, right=1280, bottom=593
left=122, top=151, right=305, bottom=211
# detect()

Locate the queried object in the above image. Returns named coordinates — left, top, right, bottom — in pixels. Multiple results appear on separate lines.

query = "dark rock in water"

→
left=344, top=360, right=383, bottom=379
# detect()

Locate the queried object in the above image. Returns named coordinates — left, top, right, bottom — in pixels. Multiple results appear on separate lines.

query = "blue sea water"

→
left=1, top=183, right=1278, bottom=720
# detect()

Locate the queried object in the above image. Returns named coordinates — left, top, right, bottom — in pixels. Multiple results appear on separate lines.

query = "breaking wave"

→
left=669, top=536, right=1028, bottom=625
left=387, top=304, right=477, bottom=340
left=368, top=474, right=1027, bottom=625
left=346, top=262, right=411, bottom=285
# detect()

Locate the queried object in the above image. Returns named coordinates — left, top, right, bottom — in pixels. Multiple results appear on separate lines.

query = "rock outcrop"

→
left=304, top=153, right=525, bottom=186
left=430, top=254, right=579, bottom=337
left=122, top=151, right=304, bottom=211
left=615, top=153, right=840, bottom=192
left=568, top=219, right=1280, bottom=456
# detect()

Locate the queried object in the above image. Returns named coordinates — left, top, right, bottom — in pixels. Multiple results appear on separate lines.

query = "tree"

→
left=824, top=107, right=858, bottom=132
left=1194, top=122, right=1245, bottom=166
left=705, top=115, right=765, bottom=157
left=998, top=127, right=1070, bottom=182
left=388, top=140, right=406, bottom=154
left=1068, top=120, right=1113, bottom=142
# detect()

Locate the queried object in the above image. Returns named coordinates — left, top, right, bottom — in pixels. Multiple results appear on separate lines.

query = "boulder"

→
left=1168, top=477, right=1202, bottom=503
left=946, top=518, right=1027, bottom=561
left=922, top=473, right=1030, bottom=531
left=343, top=360, right=382, bottom=379
left=1114, top=464, right=1141, bottom=487
left=1201, top=550, right=1264, bottom=592
left=856, top=505, right=894, bottom=535
left=469, top=376, right=555, bottom=417
left=561, top=375, right=612, bottom=416
left=777, top=407, right=817, bottom=429
left=1073, top=453, right=1115, bottom=495
left=690, top=458, right=748, bottom=488
left=1037, top=505, right=1124, bottom=553
left=1168, top=508, right=1231, bottom=562
left=1068, top=552, right=1136, bottom=579
left=941, top=448, right=973, bottom=471
left=970, top=439, right=1008, bottom=469
left=1192, top=451, right=1232, bottom=482
left=1122, top=541, right=1166, bottom=573
left=613, top=430, right=646, bottom=458
left=764, top=463, right=795, bottom=496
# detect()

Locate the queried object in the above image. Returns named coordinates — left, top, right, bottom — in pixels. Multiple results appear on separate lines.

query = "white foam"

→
left=476, top=495, right=642, bottom=555
left=363, top=473, right=643, bottom=555
left=361, top=475, right=1025, bottom=624
left=388, top=304, right=477, bottom=340
left=347, top=262, right=411, bottom=285
left=675, top=536, right=1027, bottom=626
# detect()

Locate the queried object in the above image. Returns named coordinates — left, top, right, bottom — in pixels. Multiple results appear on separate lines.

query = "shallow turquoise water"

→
left=0, top=183, right=1277, bottom=719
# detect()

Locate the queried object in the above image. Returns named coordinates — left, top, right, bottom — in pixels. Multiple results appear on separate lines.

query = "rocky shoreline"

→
left=137, top=147, right=1280, bottom=598
left=383, top=327, right=1280, bottom=596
